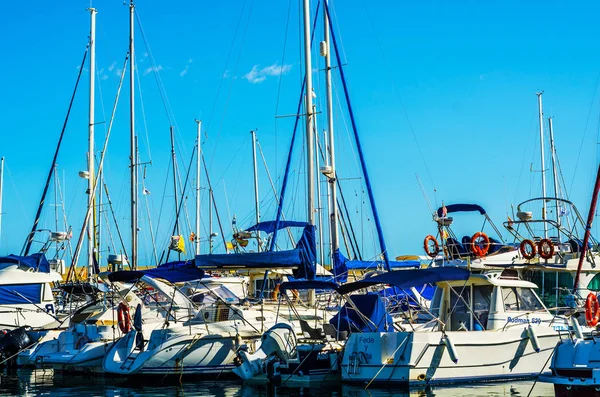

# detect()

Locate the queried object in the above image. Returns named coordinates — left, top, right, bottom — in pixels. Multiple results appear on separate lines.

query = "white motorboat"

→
left=18, top=266, right=204, bottom=373
left=339, top=267, right=571, bottom=386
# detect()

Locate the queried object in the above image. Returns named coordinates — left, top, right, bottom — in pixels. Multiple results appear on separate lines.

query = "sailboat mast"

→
left=170, top=126, right=179, bottom=236
left=0, top=157, right=4, bottom=249
left=536, top=92, right=548, bottom=239
left=323, top=0, right=338, bottom=261
left=195, top=119, right=201, bottom=256
left=302, top=0, right=316, bottom=307
left=88, top=7, right=97, bottom=279
left=251, top=130, right=261, bottom=251
left=548, top=117, right=561, bottom=234
left=129, top=1, right=138, bottom=270
left=302, top=0, right=315, bottom=227
left=313, top=107, right=325, bottom=266
left=573, top=163, right=600, bottom=294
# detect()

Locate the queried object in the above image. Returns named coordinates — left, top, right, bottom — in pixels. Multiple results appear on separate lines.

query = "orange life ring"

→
left=471, top=232, right=490, bottom=257
left=271, top=284, right=280, bottom=300
left=586, top=293, right=600, bottom=327
left=424, top=235, right=440, bottom=258
left=117, top=302, right=132, bottom=334
left=538, top=238, right=555, bottom=260
left=519, top=240, right=536, bottom=260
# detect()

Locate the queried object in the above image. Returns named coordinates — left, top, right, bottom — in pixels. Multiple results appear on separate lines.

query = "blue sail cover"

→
left=437, top=203, right=486, bottom=217
left=330, top=293, right=391, bottom=333
left=279, top=280, right=338, bottom=292
left=0, top=284, right=42, bottom=304
left=0, top=253, right=50, bottom=273
left=108, top=262, right=204, bottom=284
left=195, top=225, right=316, bottom=280
left=333, top=250, right=419, bottom=280
left=337, top=267, right=470, bottom=295
left=246, top=221, right=309, bottom=234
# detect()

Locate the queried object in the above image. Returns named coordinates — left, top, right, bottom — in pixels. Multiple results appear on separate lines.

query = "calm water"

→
left=0, top=370, right=555, bottom=397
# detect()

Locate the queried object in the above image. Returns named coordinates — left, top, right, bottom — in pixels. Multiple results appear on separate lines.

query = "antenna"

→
left=415, top=173, right=435, bottom=219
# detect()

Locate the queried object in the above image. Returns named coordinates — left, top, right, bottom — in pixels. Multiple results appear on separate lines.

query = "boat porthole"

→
left=417, top=373, right=426, bottom=381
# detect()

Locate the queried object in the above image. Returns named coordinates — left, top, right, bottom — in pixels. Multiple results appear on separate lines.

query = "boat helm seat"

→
left=446, top=238, right=467, bottom=259
left=323, top=323, right=347, bottom=341
left=299, top=319, right=324, bottom=340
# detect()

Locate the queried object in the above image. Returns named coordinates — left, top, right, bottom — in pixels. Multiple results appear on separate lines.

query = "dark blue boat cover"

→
left=196, top=225, right=316, bottom=280
left=330, top=293, right=392, bottom=333
left=0, top=284, right=42, bottom=304
left=279, top=280, right=338, bottom=292
left=333, top=249, right=419, bottom=283
left=337, top=267, right=470, bottom=295
left=246, top=221, right=309, bottom=234
left=108, top=262, right=204, bottom=284
left=437, top=203, right=486, bottom=217
left=0, top=253, right=50, bottom=273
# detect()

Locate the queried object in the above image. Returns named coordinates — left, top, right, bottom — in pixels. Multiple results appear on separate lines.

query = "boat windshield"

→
left=501, top=287, right=544, bottom=312
left=190, top=285, right=240, bottom=306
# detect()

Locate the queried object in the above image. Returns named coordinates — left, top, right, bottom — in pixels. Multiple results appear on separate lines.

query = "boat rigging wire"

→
left=23, top=43, right=89, bottom=256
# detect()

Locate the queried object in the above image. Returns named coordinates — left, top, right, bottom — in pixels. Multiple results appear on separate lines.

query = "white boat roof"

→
left=445, top=271, right=537, bottom=289
left=0, top=264, right=62, bottom=284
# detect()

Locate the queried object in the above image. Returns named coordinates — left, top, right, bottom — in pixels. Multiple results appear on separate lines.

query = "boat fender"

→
left=527, top=325, right=540, bottom=353
left=271, top=284, right=280, bottom=301
left=538, top=238, right=555, bottom=260
left=117, top=302, right=132, bottom=334
left=585, top=293, right=600, bottom=327
left=471, top=232, right=490, bottom=257
left=442, top=335, right=458, bottom=364
left=424, top=235, right=440, bottom=258
left=519, top=240, right=536, bottom=260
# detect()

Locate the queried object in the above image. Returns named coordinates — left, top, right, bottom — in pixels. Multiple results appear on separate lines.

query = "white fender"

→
left=527, top=325, right=540, bottom=352
left=442, top=335, right=458, bottom=364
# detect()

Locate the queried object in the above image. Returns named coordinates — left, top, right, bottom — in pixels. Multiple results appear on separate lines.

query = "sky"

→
left=1, top=1, right=600, bottom=267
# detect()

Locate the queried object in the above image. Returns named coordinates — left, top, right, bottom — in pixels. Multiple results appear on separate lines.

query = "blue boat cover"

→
left=333, top=250, right=419, bottom=281
left=0, top=253, right=50, bottom=273
left=330, top=293, right=392, bottom=333
left=0, top=284, right=42, bottom=304
left=108, top=262, right=204, bottom=284
left=279, top=280, right=338, bottom=292
left=437, top=204, right=486, bottom=217
left=196, top=225, right=316, bottom=280
left=246, top=221, right=309, bottom=234
left=337, top=267, right=470, bottom=295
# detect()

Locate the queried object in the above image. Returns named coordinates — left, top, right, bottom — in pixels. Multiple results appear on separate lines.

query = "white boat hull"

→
left=341, top=326, right=559, bottom=385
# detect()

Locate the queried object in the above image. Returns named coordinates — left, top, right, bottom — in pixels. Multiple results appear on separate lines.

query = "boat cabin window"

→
left=501, top=287, right=544, bottom=312
left=449, top=285, right=493, bottom=331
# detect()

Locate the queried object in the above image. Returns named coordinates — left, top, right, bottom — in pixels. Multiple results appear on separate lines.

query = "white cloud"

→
left=143, top=65, right=164, bottom=76
left=108, top=61, right=117, bottom=72
left=179, top=59, right=193, bottom=77
left=180, top=65, right=190, bottom=77
left=243, top=63, right=292, bottom=84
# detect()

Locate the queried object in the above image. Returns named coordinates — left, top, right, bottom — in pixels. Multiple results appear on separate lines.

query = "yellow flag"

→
left=177, top=235, right=186, bottom=254
left=226, top=241, right=234, bottom=251
left=441, top=229, right=449, bottom=240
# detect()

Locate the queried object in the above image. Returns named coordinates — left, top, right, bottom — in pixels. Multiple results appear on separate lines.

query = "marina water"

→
left=0, top=370, right=555, bottom=396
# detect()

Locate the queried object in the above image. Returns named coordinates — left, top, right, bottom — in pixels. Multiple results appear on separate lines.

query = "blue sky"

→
left=1, top=1, right=600, bottom=266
